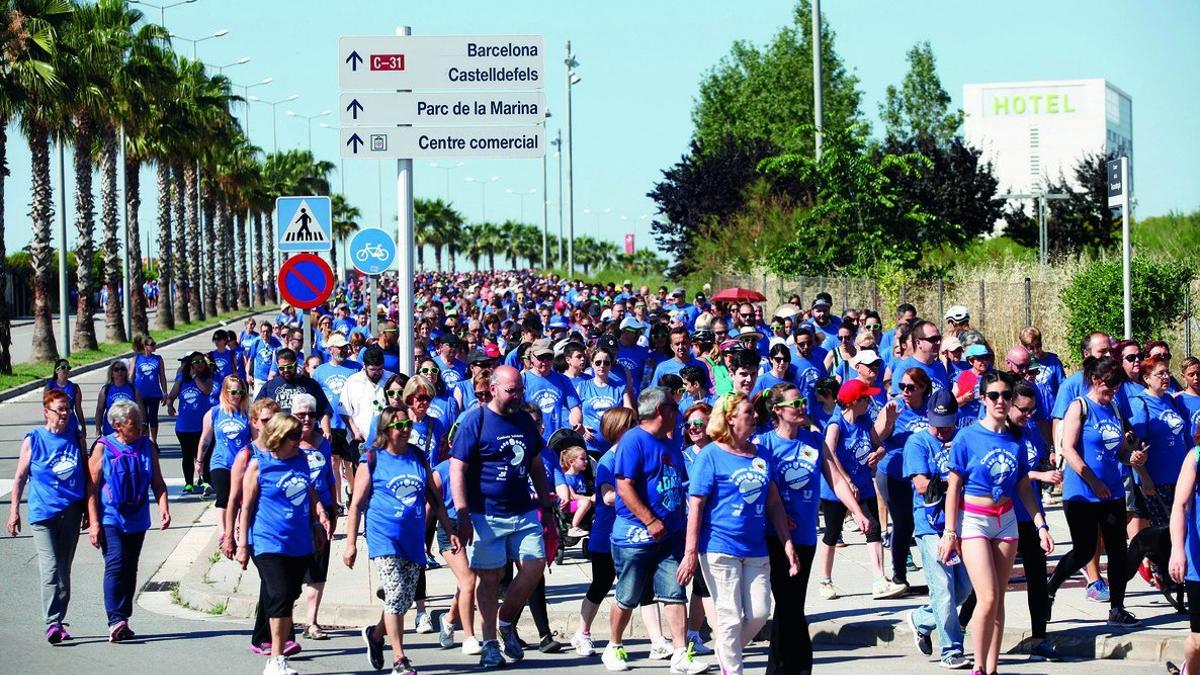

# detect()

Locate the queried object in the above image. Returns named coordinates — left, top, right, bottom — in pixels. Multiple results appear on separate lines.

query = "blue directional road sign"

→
left=276, top=195, right=332, bottom=252
left=349, top=228, right=397, bottom=276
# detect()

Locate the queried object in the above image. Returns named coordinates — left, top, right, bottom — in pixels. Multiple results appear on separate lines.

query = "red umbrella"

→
left=710, top=287, right=767, bottom=304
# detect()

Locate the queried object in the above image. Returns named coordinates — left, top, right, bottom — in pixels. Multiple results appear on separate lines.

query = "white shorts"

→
left=960, top=502, right=1018, bottom=542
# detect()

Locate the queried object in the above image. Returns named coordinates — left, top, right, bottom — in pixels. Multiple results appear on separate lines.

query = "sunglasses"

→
left=388, top=419, right=414, bottom=431
left=774, top=398, right=807, bottom=409
left=46, top=407, right=69, bottom=416
left=839, top=335, right=854, bottom=341
left=899, top=383, right=920, bottom=393
left=739, top=313, right=753, bottom=319
left=284, top=432, right=303, bottom=442
left=413, top=395, right=433, bottom=403
left=771, top=356, right=788, bottom=363
left=919, top=335, right=942, bottom=344
left=1123, top=353, right=1140, bottom=363
left=475, top=389, right=490, bottom=398
left=277, top=364, right=297, bottom=372
left=593, top=359, right=611, bottom=366
left=865, top=323, right=881, bottom=330
left=257, top=416, right=273, bottom=424
left=54, top=365, right=69, bottom=372
left=534, top=353, right=554, bottom=361
left=687, top=419, right=706, bottom=429
left=418, top=367, right=441, bottom=376
left=227, top=389, right=246, bottom=396
left=1015, top=405, right=1037, bottom=415
left=382, top=328, right=399, bottom=334
left=293, top=411, right=314, bottom=420
left=984, top=390, right=1014, bottom=402
left=385, top=389, right=403, bottom=398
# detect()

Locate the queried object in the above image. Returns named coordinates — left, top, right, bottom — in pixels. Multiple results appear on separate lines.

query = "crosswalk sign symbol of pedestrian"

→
left=276, top=195, right=332, bottom=252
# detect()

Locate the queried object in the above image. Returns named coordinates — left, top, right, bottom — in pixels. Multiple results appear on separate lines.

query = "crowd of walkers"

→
left=9, top=269, right=1200, bottom=675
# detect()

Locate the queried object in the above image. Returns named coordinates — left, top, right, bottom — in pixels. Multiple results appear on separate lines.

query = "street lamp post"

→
left=203, top=56, right=251, bottom=74
left=131, top=0, right=196, bottom=28
left=429, top=162, right=464, bottom=201
left=551, top=129, right=563, bottom=267
left=540, top=110, right=551, bottom=270
left=565, top=42, right=580, bottom=277
left=505, top=188, right=536, bottom=221
left=320, top=122, right=348, bottom=280
left=168, top=27, right=227, bottom=60
left=286, top=109, right=332, bottom=151
left=231, top=76, right=272, bottom=136
left=464, top=176, right=499, bottom=221
left=249, top=94, right=299, bottom=153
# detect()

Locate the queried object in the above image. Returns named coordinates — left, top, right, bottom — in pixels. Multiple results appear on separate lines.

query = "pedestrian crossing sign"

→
left=276, top=195, right=332, bottom=252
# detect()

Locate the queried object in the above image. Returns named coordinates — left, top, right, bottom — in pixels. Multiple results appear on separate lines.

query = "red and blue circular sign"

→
left=277, top=253, right=335, bottom=310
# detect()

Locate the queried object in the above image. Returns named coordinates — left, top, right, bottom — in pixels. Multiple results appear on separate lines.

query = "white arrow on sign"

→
left=340, top=91, right=547, bottom=126
left=341, top=125, right=545, bottom=160
left=340, top=35, right=544, bottom=91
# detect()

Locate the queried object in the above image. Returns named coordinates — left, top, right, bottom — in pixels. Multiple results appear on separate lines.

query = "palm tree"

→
left=8, top=0, right=73, bottom=362
left=331, top=193, right=361, bottom=278
left=462, top=223, right=486, bottom=272
left=415, top=197, right=451, bottom=271
left=440, top=204, right=465, bottom=272
left=474, top=221, right=502, bottom=271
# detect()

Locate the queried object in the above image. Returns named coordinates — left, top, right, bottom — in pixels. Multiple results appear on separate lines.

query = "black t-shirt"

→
left=255, top=374, right=332, bottom=416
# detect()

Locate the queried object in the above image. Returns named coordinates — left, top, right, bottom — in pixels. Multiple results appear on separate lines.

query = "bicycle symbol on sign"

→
left=356, top=243, right=390, bottom=262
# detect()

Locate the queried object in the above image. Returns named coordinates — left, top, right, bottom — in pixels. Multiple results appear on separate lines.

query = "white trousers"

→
left=698, top=552, right=771, bottom=675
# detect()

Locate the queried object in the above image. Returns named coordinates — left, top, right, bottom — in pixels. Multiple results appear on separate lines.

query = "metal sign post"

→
left=1108, top=156, right=1131, bottom=338
left=396, top=25, right=416, bottom=377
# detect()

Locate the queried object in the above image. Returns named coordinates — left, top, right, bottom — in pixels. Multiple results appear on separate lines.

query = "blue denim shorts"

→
left=468, top=510, right=545, bottom=570
left=610, top=536, right=687, bottom=609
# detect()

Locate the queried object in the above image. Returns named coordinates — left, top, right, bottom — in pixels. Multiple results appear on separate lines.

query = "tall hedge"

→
left=1060, top=258, right=1193, bottom=355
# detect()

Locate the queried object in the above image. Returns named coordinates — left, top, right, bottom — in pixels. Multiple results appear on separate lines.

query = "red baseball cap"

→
left=837, top=379, right=882, bottom=406
left=482, top=343, right=501, bottom=359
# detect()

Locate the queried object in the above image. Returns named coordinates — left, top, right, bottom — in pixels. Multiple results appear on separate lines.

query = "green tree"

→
left=761, top=124, right=936, bottom=276
left=692, top=0, right=863, bottom=157
left=330, top=193, right=361, bottom=278
left=880, top=42, right=962, bottom=147
left=1061, top=258, right=1193, bottom=354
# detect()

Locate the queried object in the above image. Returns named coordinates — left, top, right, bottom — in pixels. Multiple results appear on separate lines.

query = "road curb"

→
left=0, top=308, right=268, bottom=405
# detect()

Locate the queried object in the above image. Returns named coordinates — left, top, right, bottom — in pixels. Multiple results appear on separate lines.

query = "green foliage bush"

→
left=1060, top=258, right=1194, bottom=354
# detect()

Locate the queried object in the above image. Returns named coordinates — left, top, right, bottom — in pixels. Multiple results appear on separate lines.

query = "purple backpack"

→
left=100, top=437, right=149, bottom=517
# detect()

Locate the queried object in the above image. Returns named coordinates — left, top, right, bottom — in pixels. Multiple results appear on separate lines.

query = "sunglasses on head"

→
left=984, top=390, right=1013, bottom=402
left=388, top=419, right=414, bottom=431
left=774, top=398, right=807, bottom=409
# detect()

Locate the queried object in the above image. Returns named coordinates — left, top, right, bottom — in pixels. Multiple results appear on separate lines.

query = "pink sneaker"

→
left=45, top=625, right=64, bottom=645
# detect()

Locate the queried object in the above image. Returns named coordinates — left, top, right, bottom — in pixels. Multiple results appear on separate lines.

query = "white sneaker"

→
left=872, top=578, right=908, bottom=600
left=262, top=656, right=296, bottom=675
left=414, top=611, right=434, bottom=634
left=438, top=614, right=454, bottom=649
left=670, top=647, right=709, bottom=674
left=601, top=643, right=631, bottom=671
left=648, top=641, right=673, bottom=660
left=461, top=636, right=483, bottom=656
left=818, top=579, right=838, bottom=599
left=686, top=631, right=713, bottom=655
left=571, top=630, right=595, bottom=656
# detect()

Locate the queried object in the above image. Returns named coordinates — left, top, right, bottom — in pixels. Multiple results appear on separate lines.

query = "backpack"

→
left=100, top=437, right=149, bottom=517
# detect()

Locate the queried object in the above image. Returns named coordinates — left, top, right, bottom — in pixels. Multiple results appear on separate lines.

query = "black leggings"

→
left=504, top=562, right=552, bottom=639
left=1018, top=520, right=1050, bottom=638
left=766, top=536, right=816, bottom=674
left=1048, top=499, right=1129, bottom=608
left=178, top=430, right=203, bottom=486
left=585, top=552, right=617, bottom=604
left=820, top=497, right=882, bottom=546
left=885, top=477, right=915, bottom=584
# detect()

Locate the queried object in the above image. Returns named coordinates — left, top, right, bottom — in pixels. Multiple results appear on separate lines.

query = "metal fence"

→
left=714, top=272, right=1200, bottom=362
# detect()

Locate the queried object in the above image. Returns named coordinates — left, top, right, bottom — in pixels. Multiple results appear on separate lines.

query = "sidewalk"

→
left=174, top=500, right=1189, bottom=662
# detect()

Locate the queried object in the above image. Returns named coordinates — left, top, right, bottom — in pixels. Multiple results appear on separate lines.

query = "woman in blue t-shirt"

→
left=44, top=359, right=87, bottom=446
left=1168, top=444, right=1200, bottom=675
left=7, top=390, right=87, bottom=644
left=940, top=372, right=1053, bottom=675
left=167, top=353, right=214, bottom=495
left=85, top=399, right=170, bottom=642
left=197, top=376, right=249, bottom=544
left=754, top=383, right=868, bottom=674
left=678, top=392, right=797, bottom=675
left=575, top=346, right=634, bottom=457
left=815, top=380, right=900, bottom=601
left=875, top=367, right=931, bottom=590
left=1131, top=355, right=1191, bottom=529
left=343, top=407, right=456, bottom=675
left=294, top=392, right=338, bottom=641
left=236, top=414, right=330, bottom=675
left=1047, top=356, right=1144, bottom=627
left=129, top=336, right=167, bottom=444
left=94, top=360, right=142, bottom=440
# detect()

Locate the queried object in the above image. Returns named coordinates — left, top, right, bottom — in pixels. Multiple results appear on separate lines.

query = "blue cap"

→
left=548, top=316, right=569, bottom=330
left=965, top=344, right=992, bottom=360
left=927, top=389, right=959, bottom=427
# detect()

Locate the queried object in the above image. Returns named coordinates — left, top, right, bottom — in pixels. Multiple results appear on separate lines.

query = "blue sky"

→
left=4, top=0, right=1198, bottom=260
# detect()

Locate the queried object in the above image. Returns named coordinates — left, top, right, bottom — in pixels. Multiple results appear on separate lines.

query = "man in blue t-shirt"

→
left=651, top=327, right=705, bottom=387
left=604, top=386, right=707, bottom=673
left=521, top=339, right=582, bottom=441
left=244, top=320, right=281, bottom=398
left=888, top=320, right=950, bottom=396
left=450, top=365, right=556, bottom=668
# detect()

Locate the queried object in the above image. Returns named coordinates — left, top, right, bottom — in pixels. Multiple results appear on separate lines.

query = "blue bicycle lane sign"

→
left=349, top=228, right=397, bottom=275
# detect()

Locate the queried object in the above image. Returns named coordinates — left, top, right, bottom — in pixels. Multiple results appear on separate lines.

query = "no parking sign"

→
left=276, top=254, right=334, bottom=310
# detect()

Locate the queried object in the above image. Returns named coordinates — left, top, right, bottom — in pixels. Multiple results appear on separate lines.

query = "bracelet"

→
left=943, top=530, right=958, bottom=539
left=1038, top=523, right=1049, bottom=532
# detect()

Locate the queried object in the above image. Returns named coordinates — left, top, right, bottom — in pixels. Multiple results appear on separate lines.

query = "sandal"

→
left=304, top=624, right=329, bottom=640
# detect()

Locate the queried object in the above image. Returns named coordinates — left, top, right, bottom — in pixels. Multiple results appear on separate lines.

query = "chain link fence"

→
left=714, top=271, right=1200, bottom=363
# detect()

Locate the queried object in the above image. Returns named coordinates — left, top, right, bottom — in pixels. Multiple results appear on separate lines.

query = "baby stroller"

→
left=548, top=428, right=596, bottom=563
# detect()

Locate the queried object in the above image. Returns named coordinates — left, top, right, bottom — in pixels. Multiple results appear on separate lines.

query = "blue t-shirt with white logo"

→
left=313, top=362, right=356, bottom=431
left=1063, top=396, right=1126, bottom=502
left=820, top=413, right=876, bottom=500
left=450, top=407, right=541, bottom=516
left=889, top=356, right=950, bottom=396
left=758, top=429, right=824, bottom=546
left=950, top=423, right=1028, bottom=503
left=903, top=429, right=953, bottom=537
left=1130, top=390, right=1191, bottom=485
left=522, top=370, right=582, bottom=442
left=688, top=443, right=773, bottom=557
left=611, top=427, right=687, bottom=548
left=880, top=400, right=929, bottom=480
left=363, top=447, right=428, bottom=562
left=1015, top=420, right=1047, bottom=522
left=575, top=376, right=627, bottom=455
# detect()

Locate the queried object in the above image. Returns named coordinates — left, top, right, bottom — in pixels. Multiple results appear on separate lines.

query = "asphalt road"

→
left=6, top=308, right=163, bottom=365
left=0, top=320, right=1178, bottom=674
